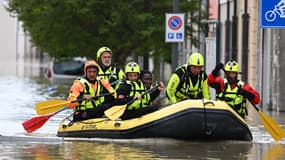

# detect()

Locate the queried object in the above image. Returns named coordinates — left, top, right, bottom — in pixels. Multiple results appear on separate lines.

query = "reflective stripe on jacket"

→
left=217, top=79, right=247, bottom=116
left=98, top=66, right=124, bottom=80
left=74, top=78, right=104, bottom=111
left=127, top=80, right=151, bottom=110
left=166, top=64, right=210, bottom=103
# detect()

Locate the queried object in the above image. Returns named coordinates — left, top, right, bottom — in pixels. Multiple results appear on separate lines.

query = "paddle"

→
left=36, top=92, right=113, bottom=115
left=221, top=68, right=285, bottom=140
left=22, top=107, right=66, bottom=133
left=36, top=100, right=71, bottom=115
left=104, top=83, right=160, bottom=121
left=251, top=102, right=285, bottom=140
left=23, top=93, right=113, bottom=133
left=36, top=79, right=120, bottom=115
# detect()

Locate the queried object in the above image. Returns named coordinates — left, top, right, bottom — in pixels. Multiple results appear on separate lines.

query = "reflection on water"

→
left=1, top=60, right=285, bottom=159
left=31, top=76, right=71, bottom=98
left=0, top=139, right=254, bottom=160
left=261, top=144, right=285, bottom=160
left=120, top=140, right=253, bottom=159
left=2, top=139, right=285, bottom=160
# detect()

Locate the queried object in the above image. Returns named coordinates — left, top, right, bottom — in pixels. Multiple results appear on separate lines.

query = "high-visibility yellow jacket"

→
left=67, top=77, right=115, bottom=111
left=166, top=64, right=210, bottom=103
left=98, top=65, right=125, bottom=88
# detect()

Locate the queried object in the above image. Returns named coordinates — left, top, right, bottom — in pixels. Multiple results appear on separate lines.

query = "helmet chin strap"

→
left=84, top=76, right=96, bottom=84
left=226, top=76, right=237, bottom=84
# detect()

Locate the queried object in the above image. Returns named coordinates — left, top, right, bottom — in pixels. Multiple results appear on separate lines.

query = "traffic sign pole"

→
left=172, top=0, right=179, bottom=72
left=166, top=1, right=184, bottom=71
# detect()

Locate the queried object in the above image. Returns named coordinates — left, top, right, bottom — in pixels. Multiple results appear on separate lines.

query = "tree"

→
left=7, top=0, right=206, bottom=68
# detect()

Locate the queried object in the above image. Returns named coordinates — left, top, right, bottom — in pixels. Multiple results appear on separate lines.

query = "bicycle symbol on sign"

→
left=265, top=0, right=285, bottom=22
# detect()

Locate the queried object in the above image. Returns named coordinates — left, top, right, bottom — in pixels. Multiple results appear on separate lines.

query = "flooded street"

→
left=1, top=62, right=285, bottom=159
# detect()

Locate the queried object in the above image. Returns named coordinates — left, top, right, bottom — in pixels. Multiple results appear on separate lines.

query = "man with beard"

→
left=96, top=46, right=125, bottom=87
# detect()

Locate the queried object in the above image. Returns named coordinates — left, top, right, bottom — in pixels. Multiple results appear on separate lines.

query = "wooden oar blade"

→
left=104, top=105, right=127, bottom=121
left=36, top=100, right=69, bottom=115
left=259, top=112, right=285, bottom=141
left=22, top=114, right=54, bottom=133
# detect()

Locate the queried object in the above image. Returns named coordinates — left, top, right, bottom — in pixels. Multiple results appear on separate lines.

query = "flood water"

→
left=1, top=61, right=285, bottom=160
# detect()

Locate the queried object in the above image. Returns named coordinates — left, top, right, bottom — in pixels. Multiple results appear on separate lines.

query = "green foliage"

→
left=8, top=0, right=206, bottom=65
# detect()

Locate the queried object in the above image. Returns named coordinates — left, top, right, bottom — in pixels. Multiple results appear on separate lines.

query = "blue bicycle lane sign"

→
left=260, top=0, right=285, bottom=28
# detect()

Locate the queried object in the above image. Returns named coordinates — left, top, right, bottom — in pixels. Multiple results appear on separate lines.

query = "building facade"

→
left=217, top=0, right=285, bottom=111
left=0, top=2, right=44, bottom=77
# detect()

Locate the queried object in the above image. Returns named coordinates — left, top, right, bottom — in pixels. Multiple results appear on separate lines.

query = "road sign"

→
left=260, top=0, right=285, bottom=28
left=165, top=13, right=185, bottom=42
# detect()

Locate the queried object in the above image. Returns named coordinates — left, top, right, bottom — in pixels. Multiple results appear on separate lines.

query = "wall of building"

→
left=248, top=0, right=259, bottom=88
left=0, top=2, right=44, bottom=77
left=276, top=30, right=285, bottom=111
left=219, top=1, right=227, bottom=63
left=219, top=0, right=260, bottom=86
left=218, top=0, right=274, bottom=110
left=269, top=29, right=285, bottom=111
left=219, top=0, right=285, bottom=111
left=0, top=3, right=17, bottom=75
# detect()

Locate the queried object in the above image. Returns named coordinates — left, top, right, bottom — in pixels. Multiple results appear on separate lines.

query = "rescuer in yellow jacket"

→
left=96, top=47, right=125, bottom=104
left=67, top=60, right=116, bottom=121
left=166, top=52, right=210, bottom=103
left=96, top=46, right=125, bottom=86
left=116, top=62, right=164, bottom=119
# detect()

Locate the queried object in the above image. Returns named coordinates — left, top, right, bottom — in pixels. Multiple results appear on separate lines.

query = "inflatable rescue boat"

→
left=57, top=99, right=252, bottom=141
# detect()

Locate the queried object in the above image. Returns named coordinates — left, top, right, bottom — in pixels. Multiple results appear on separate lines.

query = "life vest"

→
left=98, top=66, right=120, bottom=82
left=126, top=80, right=151, bottom=110
left=175, top=64, right=205, bottom=100
left=74, top=78, right=104, bottom=111
left=217, top=79, right=247, bottom=117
